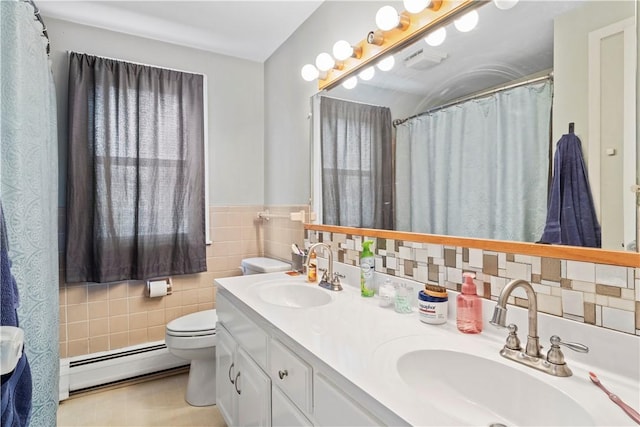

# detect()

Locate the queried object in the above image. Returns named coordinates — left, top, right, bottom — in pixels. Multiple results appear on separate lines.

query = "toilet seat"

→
left=166, top=309, right=217, bottom=337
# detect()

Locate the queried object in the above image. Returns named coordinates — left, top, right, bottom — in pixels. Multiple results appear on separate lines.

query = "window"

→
left=66, top=52, right=207, bottom=283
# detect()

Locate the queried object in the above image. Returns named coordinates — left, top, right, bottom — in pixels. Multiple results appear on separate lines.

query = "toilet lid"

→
left=166, top=309, right=217, bottom=336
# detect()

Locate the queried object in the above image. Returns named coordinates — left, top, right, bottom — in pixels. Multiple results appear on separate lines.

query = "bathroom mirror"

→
left=312, top=0, right=638, bottom=252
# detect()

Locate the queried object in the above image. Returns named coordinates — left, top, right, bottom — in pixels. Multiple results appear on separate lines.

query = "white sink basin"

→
left=257, top=283, right=332, bottom=308
left=397, top=349, right=594, bottom=426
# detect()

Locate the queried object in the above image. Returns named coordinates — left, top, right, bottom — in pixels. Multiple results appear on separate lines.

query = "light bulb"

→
left=493, top=0, right=518, bottom=10
left=300, top=64, right=319, bottom=81
left=376, top=6, right=400, bottom=31
left=358, top=66, right=375, bottom=81
left=333, top=40, right=353, bottom=61
left=454, top=10, right=479, bottom=33
left=424, top=27, right=446, bottom=46
left=342, top=76, right=358, bottom=90
left=315, top=52, right=335, bottom=72
left=403, top=0, right=430, bottom=14
left=377, top=55, right=395, bottom=72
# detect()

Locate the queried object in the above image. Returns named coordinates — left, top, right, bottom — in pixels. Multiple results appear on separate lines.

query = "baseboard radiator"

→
left=59, top=341, right=187, bottom=401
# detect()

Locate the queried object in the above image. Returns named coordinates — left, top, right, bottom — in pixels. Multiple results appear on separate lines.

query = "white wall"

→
left=264, top=1, right=392, bottom=205
left=553, top=1, right=634, bottom=151
left=46, top=17, right=265, bottom=207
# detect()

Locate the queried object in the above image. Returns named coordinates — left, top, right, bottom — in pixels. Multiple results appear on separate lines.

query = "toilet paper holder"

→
left=146, top=277, right=173, bottom=298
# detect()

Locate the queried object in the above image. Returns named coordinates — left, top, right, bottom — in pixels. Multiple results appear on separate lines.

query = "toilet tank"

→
left=241, top=257, right=291, bottom=275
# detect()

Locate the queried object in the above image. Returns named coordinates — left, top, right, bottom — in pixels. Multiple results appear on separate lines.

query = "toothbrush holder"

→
left=291, top=253, right=307, bottom=273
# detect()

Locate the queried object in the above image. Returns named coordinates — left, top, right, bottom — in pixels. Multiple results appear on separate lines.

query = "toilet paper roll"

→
left=148, top=280, right=168, bottom=298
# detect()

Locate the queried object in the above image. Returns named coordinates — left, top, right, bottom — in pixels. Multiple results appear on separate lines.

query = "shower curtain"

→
left=1, top=1, right=60, bottom=425
left=395, top=81, right=552, bottom=242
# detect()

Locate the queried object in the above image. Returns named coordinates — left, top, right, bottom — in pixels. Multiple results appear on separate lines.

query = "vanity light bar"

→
left=316, top=0, right=486, bottom=91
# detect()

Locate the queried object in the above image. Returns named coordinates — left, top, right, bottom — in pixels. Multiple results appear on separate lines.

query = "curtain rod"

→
left=67, top=51, right=206, bottom=77
left=25, top=0, right=49, bottom=55
left=317, top=94, right=388, bottom=110
left=393, top=73, right=553, bottom=127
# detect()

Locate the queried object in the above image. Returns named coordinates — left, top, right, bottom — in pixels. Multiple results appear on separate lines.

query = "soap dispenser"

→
left=457, top=273, right=483, bottom=334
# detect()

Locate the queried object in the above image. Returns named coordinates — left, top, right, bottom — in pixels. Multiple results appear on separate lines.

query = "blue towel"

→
left=1, top=206, right=19, bottom=327
left=1, top=354, right=31, bottom=427
left=539, top=133, right=601, bottom=248
left=1, top=204, right=32, bottom=427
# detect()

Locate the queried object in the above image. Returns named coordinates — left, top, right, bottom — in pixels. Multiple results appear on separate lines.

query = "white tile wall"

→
left=531, top=256, right=542, bottom=275
left=415, top=248, right=428, bottom=263
left=490, top=276, right=508, bottom=296
left=537, top=294, right=562, bottom=316
left=446, top=267, right=462, bottom=285
left=427, top=244, right=443, bottom=259
left=566, top=261, right=595, bottom=283
left=387, top=256, right=397, bottom=270
left=601, top=306, right=635, bottom=334
left=595, top=264, right=628, bottom=288
left=468, top=248, right=483, bottom=268
left=608, top=297, right=635, bottom=312
left=571, top=280, right=596, bottom=293
left=307, top=230, right=640, bottom=337
left=399, top=246, right=412, bottom=260
left=505, top=261, right=531, bottom=281
left=416, top=264, right=428, bottom=283
left=561, top=289, right=584, bottom=317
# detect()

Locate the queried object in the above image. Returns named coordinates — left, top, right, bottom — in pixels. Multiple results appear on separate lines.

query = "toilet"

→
left=165, top=257, right=290, bottom=407
left=240, top=257, right=291, bottom=275
left=165, top=309, right=218, bottom=406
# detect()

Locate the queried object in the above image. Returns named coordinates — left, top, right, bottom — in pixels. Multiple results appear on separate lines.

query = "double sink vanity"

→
left=214, top=269, right=639, bottom=426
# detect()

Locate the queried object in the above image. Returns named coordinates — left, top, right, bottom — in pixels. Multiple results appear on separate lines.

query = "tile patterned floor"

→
left=57, top=372, right=227, bottom=426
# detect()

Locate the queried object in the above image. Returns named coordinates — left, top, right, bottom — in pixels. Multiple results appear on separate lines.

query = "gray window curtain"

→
left=66, top=52, right=206, bottom=283
left=320, top=97, right=393, bottom=229
left=395, top=81, right=552, bottom=241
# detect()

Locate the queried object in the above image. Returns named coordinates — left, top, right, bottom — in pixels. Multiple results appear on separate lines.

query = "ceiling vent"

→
left=403, top=47, right=448, bottom=70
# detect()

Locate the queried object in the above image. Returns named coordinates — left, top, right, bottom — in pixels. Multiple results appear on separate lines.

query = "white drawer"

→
left=217, top=292, right=268, bottom=369
left=269, top=338, right=312, bottom=414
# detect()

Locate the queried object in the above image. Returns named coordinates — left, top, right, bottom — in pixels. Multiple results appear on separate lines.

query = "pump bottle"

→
left=307, top=251, right=317, bottom=283
left=456, top=272, right=483, bottom=334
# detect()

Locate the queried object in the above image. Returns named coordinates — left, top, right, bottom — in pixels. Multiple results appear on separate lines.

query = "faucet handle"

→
left=504, top=323, right=522, bottom=351
left=547, top=335, right=589, bottom=365
left=319, top=270, right=329, bottom=283
left=330, top=273, right=343, bottom=291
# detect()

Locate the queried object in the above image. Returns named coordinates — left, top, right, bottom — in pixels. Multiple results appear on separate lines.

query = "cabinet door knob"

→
left=234, top=372, right=241, bottom=395
left=278, top=369, right=288, bottom=380
left=228, top=362, right=235, bottom=384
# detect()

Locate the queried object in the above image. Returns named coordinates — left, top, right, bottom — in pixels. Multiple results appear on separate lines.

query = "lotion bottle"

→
left=456, top=273, right=483, bottom=334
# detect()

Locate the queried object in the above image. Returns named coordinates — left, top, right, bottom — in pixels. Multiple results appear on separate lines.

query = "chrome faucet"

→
left=306, top=243, right=342, bottom=291
left=490, top=279, right=588, bottom=377
left=490, top=279, right=542, bottom=358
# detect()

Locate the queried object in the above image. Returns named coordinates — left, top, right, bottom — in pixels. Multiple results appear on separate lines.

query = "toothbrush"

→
left=589, top=372, right=640, bottom=424
left=291, top=243, right=303, bottom=255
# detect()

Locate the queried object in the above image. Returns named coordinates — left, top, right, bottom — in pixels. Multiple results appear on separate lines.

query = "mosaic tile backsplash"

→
left=306, top=230, right=640, bottom=336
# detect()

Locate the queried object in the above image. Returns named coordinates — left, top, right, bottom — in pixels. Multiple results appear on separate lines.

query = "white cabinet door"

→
left=272, top=386, right=313, bottom=427
left=237, top=347, right=271, bottom=427
left=216, top=325, right=237, bottom=426
left=314, top=373, right=384, bottom=427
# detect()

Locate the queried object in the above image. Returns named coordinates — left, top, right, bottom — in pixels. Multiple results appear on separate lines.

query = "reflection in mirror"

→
left=312, top=0, right=637, bottom=252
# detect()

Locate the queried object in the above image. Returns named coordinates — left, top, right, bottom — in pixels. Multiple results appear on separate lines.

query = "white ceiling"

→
left=37, top=0, right=324, bottom=62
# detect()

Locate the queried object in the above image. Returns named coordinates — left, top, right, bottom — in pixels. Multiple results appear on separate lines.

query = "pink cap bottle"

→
left=456, top=273, right=483, bottom=334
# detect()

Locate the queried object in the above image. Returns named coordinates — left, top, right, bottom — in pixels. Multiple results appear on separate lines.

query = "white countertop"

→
left=215, top=271, right=640, bottom=426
